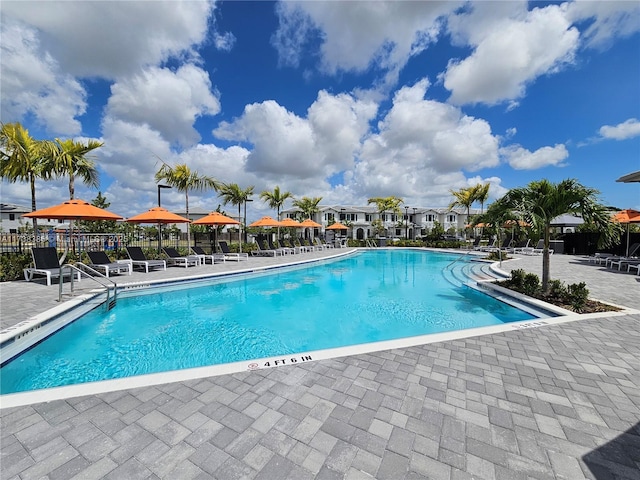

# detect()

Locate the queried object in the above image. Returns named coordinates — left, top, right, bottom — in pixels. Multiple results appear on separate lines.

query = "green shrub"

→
left=508, top=269, right=526, bottom=290
left=567, top=282, right=589, bottom=312
left=522, top=273, right=541, bottom=296
left=547, top=279, right=567, bottom=300
left=0, top=253, right=32, bottom=282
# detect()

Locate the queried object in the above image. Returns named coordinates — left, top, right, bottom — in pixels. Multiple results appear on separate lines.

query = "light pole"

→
left=157, top=184, right=171, bottom=253
left=412, top=208, right=417, bottom=240
left=405, top=206, right=409, bottom=240
left=243, top=198, right=253, bottom=244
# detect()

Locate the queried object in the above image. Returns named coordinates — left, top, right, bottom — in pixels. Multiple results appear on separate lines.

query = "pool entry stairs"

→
left=442, top=258, right=504, bottom=289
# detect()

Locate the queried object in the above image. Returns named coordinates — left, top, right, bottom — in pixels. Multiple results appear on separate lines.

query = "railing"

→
left=59, top=263, right=118, bottom=310
left=445, top=247, right=477, bottom=270
left=365, top=239, right=377, bottom=248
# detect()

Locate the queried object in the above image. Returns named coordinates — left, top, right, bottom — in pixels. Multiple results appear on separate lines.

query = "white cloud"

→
left=599, top=118, right=640, bottom=140
left=501, top=144, right=569, bottom=170
left=1, top=0, right=214, bottom=79
left=0, top=18, right=86, bottom=135
left=443, top=3, right=579, bottom=106
left=565, top=0, right=640, bottom=49
left=272, top=1, right=459, bottom=87
left=106, top=65, right=221, bottom=148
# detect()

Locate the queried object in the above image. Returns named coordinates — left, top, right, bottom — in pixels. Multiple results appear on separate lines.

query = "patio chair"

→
left=299, top=237, right=317, bottom=251
left=218, top=241, right=249, bottom=261
left=628, top=262, right=640, bottom=275
left=252, top=239, right=280, bottom=257
left=316, top=237, right=335, bottom=249
left=191, top=246, right=225, bottom=264
left=521, top=239, right=553, bottom=255
left=162, top=247, right=200, bottom=267
left=477, top=238, right=496, bottom=252
left=470, top=237, right=482, bottom=250
left=126, top=246, right=167, bottom=273
left=286, top=237, right=308, bottom=253
left=269, top=238, right=293, bottom=255
left=24, top=247, right=81, bottom=286
left=487, top=238, right=512, bottom=252
left=86, top=250, right=132, bottom=277
left=508, top=239, right=530, bottom=254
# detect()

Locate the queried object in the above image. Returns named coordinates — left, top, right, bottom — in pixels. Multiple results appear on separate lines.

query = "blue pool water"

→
left=1, top=250, right=535, bottom=394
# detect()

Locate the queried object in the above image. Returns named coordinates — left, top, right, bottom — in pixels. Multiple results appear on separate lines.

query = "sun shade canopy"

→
left=326, top=222, right=348, bottom=230
left=249, top=216, right=281, bottom=227
left=192, top=211, right=240, bottom=225
left=23, top=199, right=123, bottom=221
left=126, top=207, right=190, bottom=224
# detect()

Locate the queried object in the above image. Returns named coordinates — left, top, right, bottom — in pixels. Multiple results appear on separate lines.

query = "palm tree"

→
left=218, top=183, right=254, bottom=252
left=51, top=138, right=102, bottom=199
left=473, top=183, right=490, bottom=214
left=292, top=196, right=322, bottom=220
left=259, top=186, right=293, bottom=220
left=155, top=163, right=219, bottom=247
left=367, top=196, right=404, bottom=238
left=449, top=187, right=475, bottom=238
left=0, top=122, right=57, bottom=232
left=493, top=178, right=621, bottom=291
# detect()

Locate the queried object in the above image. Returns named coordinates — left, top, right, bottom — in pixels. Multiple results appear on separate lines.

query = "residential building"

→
left=281, top=205, right=481, bottom=240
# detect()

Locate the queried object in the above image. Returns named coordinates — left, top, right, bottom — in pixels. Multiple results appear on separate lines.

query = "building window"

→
left=325, top=213, right=334, bottom=221
left=381, top=214, right=387, bottom=221
left=366, top=214, right=372, bottom=222
left=448, top=215, right=456, bottom=223
left=9, top=214, right=15, bottom=220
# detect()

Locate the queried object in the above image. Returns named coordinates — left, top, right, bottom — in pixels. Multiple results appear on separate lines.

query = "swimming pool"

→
left=1, top=249, right=536, bottom=394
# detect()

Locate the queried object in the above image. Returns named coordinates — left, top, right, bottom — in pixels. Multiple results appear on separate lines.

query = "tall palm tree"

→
left=0, top=122, right=57, bottom=232
left=449, top=187, right=476, bottom=238
left=367, top=196, right=404, bottom=238
left=51, top=138, right=102, bottom=200
left=493, top=178, right=620, bottom=291
left=292, top=196, right=322, bottom=220
left=218, top=183, right=254, bottom=251
left=259, top=186, right=293, bottom=220
left=473, top=183, right=490, bottom=214
left=155, top=163, right=219, bottom=247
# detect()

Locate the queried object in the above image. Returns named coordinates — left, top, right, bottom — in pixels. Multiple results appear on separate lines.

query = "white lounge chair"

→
left=218, top=241, right=249, bottom=261
left=126, top=246, right=167, bottom=273
left=24, top=247, right=81, bottom=286
left=86, top=251, right=131, bottom=277
left=192, top=246, right=225, bottom=264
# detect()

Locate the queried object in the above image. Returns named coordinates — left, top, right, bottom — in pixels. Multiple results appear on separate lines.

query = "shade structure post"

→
left=157, top=185, right=172, bottom=253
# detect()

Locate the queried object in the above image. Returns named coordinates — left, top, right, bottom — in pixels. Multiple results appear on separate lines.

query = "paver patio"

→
left=1, top=249, right=639, bottom=479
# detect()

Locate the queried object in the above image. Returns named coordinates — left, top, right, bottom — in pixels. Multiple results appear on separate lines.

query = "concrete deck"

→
left=1, top=249, right=639, bottom=479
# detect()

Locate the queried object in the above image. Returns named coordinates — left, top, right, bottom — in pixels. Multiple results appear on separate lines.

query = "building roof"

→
left=0, top=203, right=31, bottom=214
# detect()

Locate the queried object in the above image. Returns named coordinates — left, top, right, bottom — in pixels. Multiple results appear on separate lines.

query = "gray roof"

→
left=1, top=203, right=31, bottom=213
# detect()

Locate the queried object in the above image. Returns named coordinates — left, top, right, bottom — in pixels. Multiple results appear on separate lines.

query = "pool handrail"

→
left=61, top=263, right=118, bottom=310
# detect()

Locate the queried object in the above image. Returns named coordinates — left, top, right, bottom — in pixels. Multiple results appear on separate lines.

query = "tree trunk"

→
left=238, top=203, right=242, bottom=253
left=30, top=173, right=38, bottom=233
left=542, top=226, right=551, bottom=292
left=185, top=190, right=190, bottom=249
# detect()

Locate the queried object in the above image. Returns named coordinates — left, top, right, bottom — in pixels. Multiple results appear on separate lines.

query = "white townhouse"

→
left=281, top=204, right=480, bottom=241
left=0, top=203, right=32, bottom=233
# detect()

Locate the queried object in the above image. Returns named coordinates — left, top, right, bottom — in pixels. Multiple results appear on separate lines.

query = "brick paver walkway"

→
left=1, top=250, right=639, bottom=479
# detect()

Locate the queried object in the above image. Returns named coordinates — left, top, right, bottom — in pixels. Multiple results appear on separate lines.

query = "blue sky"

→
left=1, top=0, right=639, bottom=221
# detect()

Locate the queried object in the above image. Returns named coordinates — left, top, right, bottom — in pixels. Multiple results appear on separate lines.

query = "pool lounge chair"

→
left=269, top=238, right=294, bottom=255
left=162, top=247, right=200, bottom=267
left=520, top=239, right=553, bottom=255
left=487, top=238, right=512, bottom=252
left=628, top=262, right=640, bottom=275
left=126, top=246, right=167, bottom=273
left=604, top=243, right=639, bottom=269
left=508, top=239, right=530, bottom=254
left=218, top=241, right=249, bottom=261
left=316, top=237, right=335, bottom=249
left=252, top=239, right=280, bottom=257
left=24, top=247, right=81, bottom=286
left=191, top=246, right=225, bottom=264
left=287, top=238, right=308, bottom=253
left=86, top=251, right=132, bottom=277
left=300, top=237, right=317, bottom=251
left=470, top=237, right=482, bottom=250
left=477, top=239, right=496, bottom=252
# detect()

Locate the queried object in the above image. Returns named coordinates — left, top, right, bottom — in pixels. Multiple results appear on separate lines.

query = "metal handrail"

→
left=445, top=247, right=476, bottom=270
left=58, top=263, right=118, bottom=309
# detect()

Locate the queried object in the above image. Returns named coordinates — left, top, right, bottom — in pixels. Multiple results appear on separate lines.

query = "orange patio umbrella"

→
left=612, top=209, right=640, bottom=256
left=299, top=218, right=321, bottom=228
left=192, top=211, right=240, bottom=253
left=279, top=218, right=302, bottom=228
left=326, top=221, right=348, bottom=230
left=23, top=199, right=123, bottom=221
left=126, top=207, right=191, bottom=224
left=249, top=216, right=281, bottom=228
left=192, top=211, right=240, bottom=226
left=126, top=207, right=191, bottom=253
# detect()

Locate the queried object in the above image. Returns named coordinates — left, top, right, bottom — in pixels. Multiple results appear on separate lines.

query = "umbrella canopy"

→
left=279, top=218, right=302, bottom=227
left=192, top=211, right=240, bottom=225
left=612, top=209, right=640, bottom=257
left=326, top=222, right=348, bottom=230
left=299, top=218, right=322, bottom=228
left=612, top=209, right=640, bottom=224
left=126, top=207, right=191, bottom=224
left=249, top=216, right=281, bottom=228
left=23, top=199, right=123, bottom=221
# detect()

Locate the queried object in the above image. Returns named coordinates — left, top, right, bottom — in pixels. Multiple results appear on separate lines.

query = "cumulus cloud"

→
left=106, top=65, right=221, bottom=148
left=443, top=3, right=579, bottom=106
left=214, top=91, right=377, bottom=182
left=501, top=144, right=569, bottom=170
left=272, top=1, right=458, bottom=87
left=346, top=79, right=500, bottom=203
left=598, top=118, right=640, bottom=140
left=0, top=18, right=86, bottom=135
left=565, top=0, right=640, bottom=49
left=1, top=0, right=214, bottom=79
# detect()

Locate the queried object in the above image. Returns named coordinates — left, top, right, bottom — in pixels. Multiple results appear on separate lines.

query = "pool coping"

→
left=2, top=248, right=637, bottom=409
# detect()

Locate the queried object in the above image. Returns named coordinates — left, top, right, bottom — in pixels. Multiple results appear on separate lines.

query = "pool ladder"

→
left=59, top=263, right=118, bottom=310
